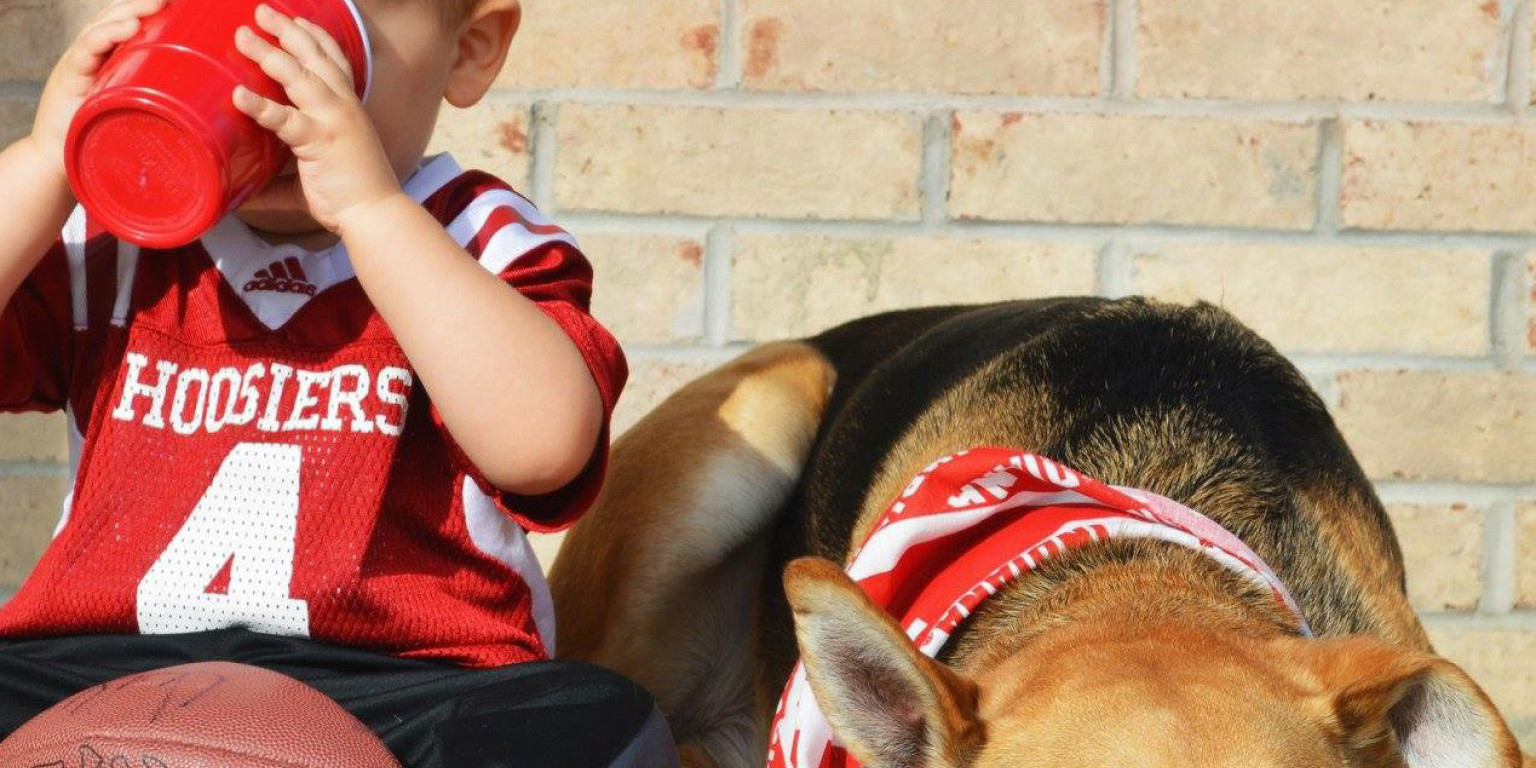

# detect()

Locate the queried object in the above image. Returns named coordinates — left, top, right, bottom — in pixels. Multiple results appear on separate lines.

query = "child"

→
left=0, top=0, right=674, bottom=766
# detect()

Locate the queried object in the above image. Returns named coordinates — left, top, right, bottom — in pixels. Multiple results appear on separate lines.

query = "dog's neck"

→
left=940, top=537, right=1302, bottom=675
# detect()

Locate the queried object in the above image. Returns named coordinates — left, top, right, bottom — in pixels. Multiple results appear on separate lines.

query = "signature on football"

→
left=65, top=669, right=227, bottom=724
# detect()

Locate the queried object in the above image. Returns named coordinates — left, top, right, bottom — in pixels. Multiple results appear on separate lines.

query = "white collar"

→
left=197, top=154, right=464, bottom=330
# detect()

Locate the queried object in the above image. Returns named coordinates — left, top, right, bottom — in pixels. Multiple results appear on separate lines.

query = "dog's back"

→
left=553, top=297, right=1520, bottom=768
left=790, top=297, right=1421, bottom=645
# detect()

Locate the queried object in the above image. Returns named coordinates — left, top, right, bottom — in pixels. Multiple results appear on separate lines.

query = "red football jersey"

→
left=0, top=154, right=627, bottom=667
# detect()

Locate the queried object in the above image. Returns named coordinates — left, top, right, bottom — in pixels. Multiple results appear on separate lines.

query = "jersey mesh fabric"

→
left=0, top=154, right=626, bottom=667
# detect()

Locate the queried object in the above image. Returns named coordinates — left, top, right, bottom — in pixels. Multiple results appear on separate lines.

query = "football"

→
left=0, top=662, right=402, bottom=768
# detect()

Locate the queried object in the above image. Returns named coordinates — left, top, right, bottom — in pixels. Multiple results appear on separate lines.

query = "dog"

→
left=550, top=298, right=1528, bottom=768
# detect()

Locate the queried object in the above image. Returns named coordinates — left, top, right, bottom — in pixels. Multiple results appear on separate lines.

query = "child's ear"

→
left=443, top=0, right=521, bottom=108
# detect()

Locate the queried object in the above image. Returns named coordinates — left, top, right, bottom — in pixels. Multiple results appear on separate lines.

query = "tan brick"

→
left=740, top=0, right=1102, bottom=96
left=1130, top=246, right=1490, bottom=355
left=530, top=530, right=565, bottom=575
left=0, top=96, right=36, bottom=148
left=1138, top=0, right=1501, bottom=102
left=496, top=0, right=718, bottom=89
left=0, top=475, right=67, bottom=590
left=1518, top=720, right=1536, bottom=757
left=1519, top=503, right=1536, bottom=609
left=1386, top=504, right=1483, bottom=612
left=0, top=0, right=109, bottom=82
left=733, top=236, right=1098, bottom=341
left=557, top=105, right=923, bottom=220
left=1342, top=121, right=1536, bottom=233
left=1334, top=371, right=1536, bottom=483
left=427, top=102, right=531, bottom=190
left=950, top=113, right=1318, bottom=228
left=1427, top=627, right=1536, bottom=736
left=613, top=356, right=721, bottom=437
left=583, top=234, right=706, bottom=344
left=0, top=412, right=69, bottom=463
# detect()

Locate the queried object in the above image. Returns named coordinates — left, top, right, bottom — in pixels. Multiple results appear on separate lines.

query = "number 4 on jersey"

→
left=136, top=443, right=311, bottom=636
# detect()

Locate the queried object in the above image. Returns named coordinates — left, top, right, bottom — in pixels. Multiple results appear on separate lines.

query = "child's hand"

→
left=28, top=0, right=171, bottom=178
left=232, top=5, right=402, bottom=234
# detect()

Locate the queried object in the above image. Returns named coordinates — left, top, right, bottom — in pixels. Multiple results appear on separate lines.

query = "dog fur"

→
left=549, top=298, right=1527, bottom=768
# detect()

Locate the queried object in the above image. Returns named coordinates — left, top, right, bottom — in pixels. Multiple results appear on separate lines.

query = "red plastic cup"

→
left=64, top=0, right=373, bottom=249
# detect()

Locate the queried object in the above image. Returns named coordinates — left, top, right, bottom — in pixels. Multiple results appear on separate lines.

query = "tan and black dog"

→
left=550, top=298, right=1528, bottom=768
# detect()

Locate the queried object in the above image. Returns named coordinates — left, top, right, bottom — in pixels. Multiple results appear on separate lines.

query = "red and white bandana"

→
left=766, top=448, right=1311, bottom=768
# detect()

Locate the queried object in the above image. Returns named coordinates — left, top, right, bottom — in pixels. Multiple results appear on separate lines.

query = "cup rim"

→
left=336, top=0, right=374, bottom=102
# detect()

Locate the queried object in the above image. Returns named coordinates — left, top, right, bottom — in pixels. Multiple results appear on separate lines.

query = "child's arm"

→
left=340, top=198, right=605, bottom=496
left=233, top=8, right=604, bottom=496
left=0, top=0, right=169, bottom=310
left=0, top=142, right=74, bottom=308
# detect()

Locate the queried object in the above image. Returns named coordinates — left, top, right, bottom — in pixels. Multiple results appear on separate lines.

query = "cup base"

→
left=71, top=104, right=225, bottom=249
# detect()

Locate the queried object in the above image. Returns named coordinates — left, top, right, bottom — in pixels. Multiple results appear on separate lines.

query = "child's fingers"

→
left=234, top=25, right=338, bottom=113
left=253, top=6, right=353, bottom=97
left=294, top=18, right=356, bottom=90
left=89, top=0, right=165, bottom=32
left=253, top=6, right=327, bottom=75
left=233, top=85, right=319, bottom=148
left=98, top=0, right=169, bottom=24
left=83, top=0, right=167, bottom=44
left=64, top=0, right=168, bottom=76
left=67, top=16, right=141, bottom=71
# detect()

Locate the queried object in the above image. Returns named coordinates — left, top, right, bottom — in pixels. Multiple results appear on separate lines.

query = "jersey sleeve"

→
left=429, top=183, right=628, bottom=532
left=0, top=242, right=75, bottom=413
left=489, top=240, right=627, bottom=532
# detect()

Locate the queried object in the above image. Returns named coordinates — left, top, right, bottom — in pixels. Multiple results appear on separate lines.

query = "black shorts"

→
left=0, top=629, right=678, bottom=768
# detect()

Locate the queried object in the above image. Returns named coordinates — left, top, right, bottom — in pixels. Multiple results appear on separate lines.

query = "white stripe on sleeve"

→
left=445, top=189, right=579, bottom=275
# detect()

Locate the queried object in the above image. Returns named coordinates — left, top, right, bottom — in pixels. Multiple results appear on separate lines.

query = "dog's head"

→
left=785, top=557, right=1522, bottom=768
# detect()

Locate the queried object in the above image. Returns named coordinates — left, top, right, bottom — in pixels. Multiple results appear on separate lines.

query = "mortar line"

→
left=704, top=225, right=736, bottom=346
left=920, top=111, right=953, bottom=230
left=480, top=87, right=1536, bottom=123
left=1098, top=0, right=1116, bottom=97
left=1496, top=0, right=1520, bottom=105
left=1482, top=501, right=1518, bottom=613
left=0, top=462, right=69, bottom=478
left=1096, top=240, right=1134, bottom=298
left=716, top=0, right=743, bottom=89
left=1293, top=355, right=1507, bottom=374
left=613, top=345, right=1529, bottom=379
left=1109, top=0, right=1138, bottom=99
left=528, top=101, right=558, bottom=211
left=1418, top=610, right=1536, bottom=630
left=552, top=212, right=1536, bottom=249
left=0, top=81, right=41, bottom=100
left=1506, top=0, right=1533, bottom=111
left=1314, top=119, right=1343, bottom=235
left=1492, top=251, right=1526, bottom=367
left=1372, top=483, right=1536, bottom=505
left=622, top=344, right=752, bottom=363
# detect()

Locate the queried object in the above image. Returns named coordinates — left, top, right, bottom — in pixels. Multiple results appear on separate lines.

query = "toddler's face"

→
left=234, top=0, right=467, bottom=240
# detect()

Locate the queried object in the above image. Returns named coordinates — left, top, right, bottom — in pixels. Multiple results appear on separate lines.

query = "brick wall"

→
left=2, top=0, right=1534, bottom=747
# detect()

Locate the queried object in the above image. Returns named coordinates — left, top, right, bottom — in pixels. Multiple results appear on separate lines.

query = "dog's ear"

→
left=784, top=557, right=983, bottom=768
left=1308, top=637, right=1521, bottom=768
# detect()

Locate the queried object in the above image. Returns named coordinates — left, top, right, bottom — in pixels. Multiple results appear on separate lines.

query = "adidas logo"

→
left=244, top=257, right=318, bottom=296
